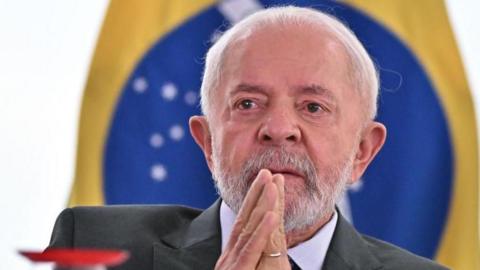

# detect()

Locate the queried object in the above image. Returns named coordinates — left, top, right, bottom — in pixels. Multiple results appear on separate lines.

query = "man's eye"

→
left=306, top=102, right=323, bottom=113
left=238, top=99, right=256, bottom=110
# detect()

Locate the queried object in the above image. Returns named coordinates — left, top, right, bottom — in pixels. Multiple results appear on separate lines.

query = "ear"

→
left=189, top=115, right=214, bottom=171
left=351, top=121, right=387, bottom=183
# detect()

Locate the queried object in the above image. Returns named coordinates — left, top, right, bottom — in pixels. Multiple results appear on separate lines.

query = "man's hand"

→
left=214, top=169, right=291, bottom=270
left=256, top=174, right=290, bottom=269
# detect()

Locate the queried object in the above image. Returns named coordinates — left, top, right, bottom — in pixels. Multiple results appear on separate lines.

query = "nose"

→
left=257, top=108, right=301, bottom=146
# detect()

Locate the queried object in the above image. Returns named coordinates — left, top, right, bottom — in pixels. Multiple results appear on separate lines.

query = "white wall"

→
left=0, top=1, right=108, bottom=269
left=446, top=0, right=480, bottom=118
left=0, top=0, right=477, bottom=269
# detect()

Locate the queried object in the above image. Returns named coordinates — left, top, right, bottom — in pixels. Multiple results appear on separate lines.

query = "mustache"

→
left=212, top=144, right=353, bottom=232
left=238, top=148, right=318, bottom=189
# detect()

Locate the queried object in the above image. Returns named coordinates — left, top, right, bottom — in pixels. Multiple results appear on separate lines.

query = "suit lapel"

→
left=323, top=212, right=383, bottom=270
left=153, top=200, right=222, bottom=270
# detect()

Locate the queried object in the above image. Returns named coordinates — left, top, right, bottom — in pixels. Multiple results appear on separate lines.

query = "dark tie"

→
left=288, top=256, right=302, bottom=270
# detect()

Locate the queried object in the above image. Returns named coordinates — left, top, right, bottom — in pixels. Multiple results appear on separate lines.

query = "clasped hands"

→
left=215, top=169, right=291, bottom=270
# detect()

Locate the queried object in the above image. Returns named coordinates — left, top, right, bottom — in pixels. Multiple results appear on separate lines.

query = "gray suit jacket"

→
left=48, top=200, right=448, bottom=270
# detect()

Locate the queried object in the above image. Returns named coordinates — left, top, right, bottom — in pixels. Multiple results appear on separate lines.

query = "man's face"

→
left=198, top=25, right=376, bottom=231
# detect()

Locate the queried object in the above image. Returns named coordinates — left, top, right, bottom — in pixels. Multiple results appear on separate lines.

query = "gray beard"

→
left=212, top=146, right=353, bottom=233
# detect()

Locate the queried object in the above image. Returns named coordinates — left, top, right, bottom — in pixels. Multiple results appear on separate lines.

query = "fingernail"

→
left=261, top=168, right=272, bottom=175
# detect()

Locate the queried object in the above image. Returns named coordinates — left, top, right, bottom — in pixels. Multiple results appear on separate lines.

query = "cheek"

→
left=304, top=129, right=341, bottom=166
left=215, top=121, right=258, bottom=170
left=303, top=122, right=357, bottom=169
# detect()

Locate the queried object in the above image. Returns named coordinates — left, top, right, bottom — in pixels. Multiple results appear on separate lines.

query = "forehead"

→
left=220, top=24, right=353, bottom=95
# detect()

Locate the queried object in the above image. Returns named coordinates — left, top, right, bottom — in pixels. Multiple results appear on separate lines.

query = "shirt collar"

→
left=220, top=201, right=338, bottom=270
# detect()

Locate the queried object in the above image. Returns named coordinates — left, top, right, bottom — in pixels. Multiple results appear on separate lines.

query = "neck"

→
left=285, top=211, right=334, bottom=248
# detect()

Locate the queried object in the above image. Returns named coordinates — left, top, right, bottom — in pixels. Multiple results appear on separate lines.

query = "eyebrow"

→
left=229, top=83, right=271, bottom=96
left=296, top=84, right=336, bottom=102
left=229, top=83, right=336, bottom=102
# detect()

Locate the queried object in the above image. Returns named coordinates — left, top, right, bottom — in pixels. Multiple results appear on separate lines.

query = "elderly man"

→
left=48, top=6, right=448, bottom=270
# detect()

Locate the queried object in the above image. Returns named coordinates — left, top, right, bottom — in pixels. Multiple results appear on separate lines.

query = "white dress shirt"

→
left=220, top=201, right=338, bottom=270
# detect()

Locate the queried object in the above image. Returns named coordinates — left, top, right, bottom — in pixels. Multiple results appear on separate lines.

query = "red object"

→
left=19, top=248, right=129, bottom=267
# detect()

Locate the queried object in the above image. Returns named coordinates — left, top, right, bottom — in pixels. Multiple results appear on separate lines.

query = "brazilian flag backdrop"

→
left=68, top=1, right=479, bottom=269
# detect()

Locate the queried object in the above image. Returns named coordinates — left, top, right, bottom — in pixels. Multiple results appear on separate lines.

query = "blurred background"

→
left=0, top=0, right=479, bottom=269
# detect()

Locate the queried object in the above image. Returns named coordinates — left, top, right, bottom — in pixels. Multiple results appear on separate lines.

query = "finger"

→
left=257, top=175, right=290, bottom=270
left=272, top=174, right=285, bottom=233
left=237, top=169, right=273, bottom=221
left=244, top=181, right=278, bottom=233
left=228, top=169, right=272, bottom=246
left=265, top=174, right=287, bottom=253
left=232, top=181, right=277, bottom=253
left=256, top=251, right=290, bottom=270
left=235, top=211, right=279, bottom=269
left=218, top=170, right=276, bottom=269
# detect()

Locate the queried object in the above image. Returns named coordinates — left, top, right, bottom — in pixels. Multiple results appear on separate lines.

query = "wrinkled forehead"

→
left=217, top=24, right=354, bottom=97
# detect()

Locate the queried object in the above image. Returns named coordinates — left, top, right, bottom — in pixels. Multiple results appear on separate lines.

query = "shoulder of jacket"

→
left=361, top=235, right=449, bottom=270
left=67, top=204, right=202, bottom=221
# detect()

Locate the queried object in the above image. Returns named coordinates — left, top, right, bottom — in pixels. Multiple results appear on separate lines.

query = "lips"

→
left=246, top=168, right=304, bottom=186
left=268, top=168, right=304, bottom=178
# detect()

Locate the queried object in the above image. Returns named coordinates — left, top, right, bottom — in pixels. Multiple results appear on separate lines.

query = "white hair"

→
left=200, top=5, right=379, bottom=121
